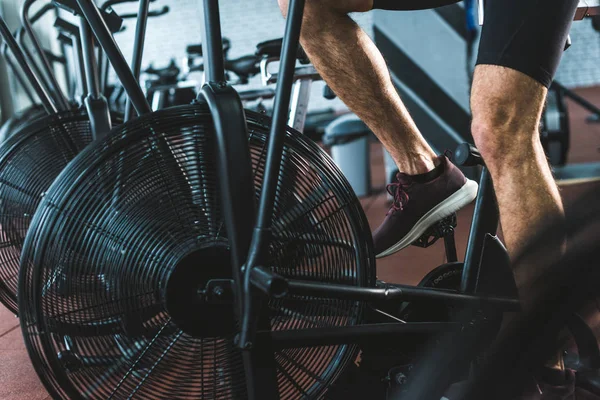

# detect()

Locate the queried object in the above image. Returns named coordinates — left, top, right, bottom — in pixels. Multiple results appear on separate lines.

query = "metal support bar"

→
left=22, top=0, right=70, bottom=110
left=124, top=0, right=150, bottom=121
left=286, top=280, right=520, bottom=310
left=73, top=33, right=87, bottom=103
left=1, top=43, right=36, bottom=104
left=263, top=322, right=460, bottom=348
left=79, top=17, right=112, bottom=139
left=75, top=0, right=151, bottom=115
left=17, top=29, right=57, bottom=105
left=200, top=81, right=276, bottom=400
left=0, top=17, right=56, bottom=114
left=200, top=0, right=225, bottom=83
left=444, top=231, right=458, bottom=262
left=79, top=18, right=100, bottom=98
left=239, top=0, right=306, bottom=362
left=461, top=167, right=499, bottom=293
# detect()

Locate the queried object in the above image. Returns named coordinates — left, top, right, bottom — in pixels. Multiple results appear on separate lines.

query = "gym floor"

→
left=1, top=87, right=600, bottom=399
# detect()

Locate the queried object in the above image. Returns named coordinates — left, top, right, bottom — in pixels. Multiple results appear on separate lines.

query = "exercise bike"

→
left=13, top=0, right=600, bottom=399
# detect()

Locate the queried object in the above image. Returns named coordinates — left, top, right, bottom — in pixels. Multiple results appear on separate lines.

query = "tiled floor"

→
left=1, top=87, right=600, bottom=398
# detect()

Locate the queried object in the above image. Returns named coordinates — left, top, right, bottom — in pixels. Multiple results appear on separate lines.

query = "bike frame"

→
left=73, top=0, right=517, bottom=396
left=196, top=0, right=517, bottom=399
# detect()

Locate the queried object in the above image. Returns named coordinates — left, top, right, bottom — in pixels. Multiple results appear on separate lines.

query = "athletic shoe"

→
left=373, top=154, right=478, bottom=258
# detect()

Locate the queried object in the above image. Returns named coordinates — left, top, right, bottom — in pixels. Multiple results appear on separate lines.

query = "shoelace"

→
left=386, top=175, right=411, bottom=215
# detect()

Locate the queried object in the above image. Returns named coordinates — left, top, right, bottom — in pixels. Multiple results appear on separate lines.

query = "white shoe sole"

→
left=376, top=179, right=479, bottom=259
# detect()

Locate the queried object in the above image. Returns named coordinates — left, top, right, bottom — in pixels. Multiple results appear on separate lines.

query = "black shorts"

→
left=372, top=0, right=580, bottom=88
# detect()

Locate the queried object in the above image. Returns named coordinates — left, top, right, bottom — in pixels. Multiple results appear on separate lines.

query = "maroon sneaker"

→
left=373, top=154, right=478, bottom=258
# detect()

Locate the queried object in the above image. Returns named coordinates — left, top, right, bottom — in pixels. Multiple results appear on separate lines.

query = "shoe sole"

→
left=376, top=179, right=479, bottom=258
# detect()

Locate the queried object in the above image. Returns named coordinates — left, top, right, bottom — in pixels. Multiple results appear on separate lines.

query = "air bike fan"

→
left=0, top=5, right=123, bottom=313
left=0, top=0, right=150, bottom=314
left=17, top=0, right=375, bottom=399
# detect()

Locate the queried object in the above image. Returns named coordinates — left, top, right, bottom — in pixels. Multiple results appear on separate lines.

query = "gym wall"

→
left=106, top=0, right=374, bottom=113
left=555, top=19, right=600, bottom=88
left=104, top=0, right=600, bottom=109
left=1, top=0, right=599, bottom=119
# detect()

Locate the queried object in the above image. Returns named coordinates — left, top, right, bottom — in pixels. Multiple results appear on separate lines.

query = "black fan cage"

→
left=0, top=109, right=95, bottom=314
left=18, top=103, right=375, bottom=399
left=0, top=103, right=46, bottom=142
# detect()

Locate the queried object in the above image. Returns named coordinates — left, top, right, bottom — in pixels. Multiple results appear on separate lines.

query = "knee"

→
left=470, top=114, right=539, bottom=169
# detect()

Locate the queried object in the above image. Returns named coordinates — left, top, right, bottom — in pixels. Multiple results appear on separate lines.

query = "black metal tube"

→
left=73, top=33, right=88, bottom=103
left=1, top=43, right=36, bottom=104
left=79, top=17, right=112, bottom=139
left=461, top=167, right=499, bottom=293
left=21, top=0, right=70, bottom=110
left=57, top=32, right=77, bottom=100
left=75, top=0, right=151, bottom=115
left=263, top=322, right=459, bottom=349
left=96, top=42, right=104, bottom=92
left=79, top=18, right=100, bottom=98
left=124, top=0, right=150, bottom=121
left=31, top=3, right=55, bottom=24
left=238, top=0, right=305, bottom=357
left=101, top=52, right=110, bottom=95
left=250, top=266, right=288, bottom=298
left=56, top=8, right=72, bottom=101
left=444, top=233, right=458, bottom=263
left=201, top=82, right=277, bottom=400
left=287, top=280, right=520, bottom=310
left=0, top=17, right=56, bottom=114
left=250, top=0, right=304, bottom=248
left=24, top=3, right=56, bottom=96
left=201, top=0, right=225, bottom=83
left=17, top=29, right=56, bottom=103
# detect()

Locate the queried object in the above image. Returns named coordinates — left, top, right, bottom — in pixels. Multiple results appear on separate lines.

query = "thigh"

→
left=476, top=0, right=579, bottom=89
left=371, top=0, right=460, bottom=11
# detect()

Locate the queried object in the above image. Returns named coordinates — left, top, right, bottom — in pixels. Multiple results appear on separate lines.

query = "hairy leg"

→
left=277, top=0, right=438, bottom=175
left=470, top=65, right=565, bottom=301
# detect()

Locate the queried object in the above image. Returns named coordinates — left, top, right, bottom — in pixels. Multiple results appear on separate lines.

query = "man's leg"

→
left=472, top=0, right=579, bottom=384
left=277, top=0, right=437, bottom=175
left=470, top=66, right=564, bottom=292
left=278, top=0, right=478, bottom=257
left=472, top=0, right=578, bottom=298
left=470, top=65, right=571, bottom=381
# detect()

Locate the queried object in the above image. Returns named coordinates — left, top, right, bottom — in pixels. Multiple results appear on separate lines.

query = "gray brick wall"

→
left=555, top=18, right=600, bottom=88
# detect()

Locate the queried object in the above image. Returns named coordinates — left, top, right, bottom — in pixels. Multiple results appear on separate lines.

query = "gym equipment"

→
left=0, top=0, right=133, bottom=314
left=143, top=60, right=198, bottom=110
left=97, top=0, right=168, bottom=108
left=15, top=1, right=522, bottom=400
left=401, top=183, right=600, bottom=399
left=22, top=0, right=71, bottom=110
left=0, top=4, right=58, bottom=139
left=5, top=0, right=596, bottom=398
left=16, top=2, right=373, bottom=399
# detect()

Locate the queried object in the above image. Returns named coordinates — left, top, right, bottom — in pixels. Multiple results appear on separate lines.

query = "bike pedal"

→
left=411, top=213, right=458, bottom=249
